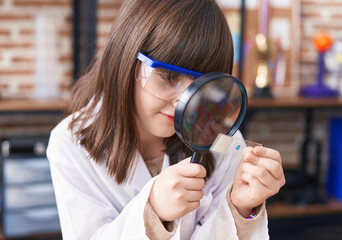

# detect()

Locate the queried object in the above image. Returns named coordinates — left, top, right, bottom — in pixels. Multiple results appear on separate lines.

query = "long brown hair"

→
left=69, top=0, right=234, bottom=184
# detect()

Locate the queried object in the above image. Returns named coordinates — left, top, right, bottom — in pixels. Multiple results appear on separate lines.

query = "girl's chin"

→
left=155, top=129, right=176, bottom=139
left=161, top=132, right=176, bottom=138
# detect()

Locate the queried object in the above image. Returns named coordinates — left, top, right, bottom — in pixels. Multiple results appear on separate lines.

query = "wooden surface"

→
left=267, top=199, right=342, bottom=219
left=248, top=97, right=342, bottom=109
left=0, top=98, right=67, bottom=112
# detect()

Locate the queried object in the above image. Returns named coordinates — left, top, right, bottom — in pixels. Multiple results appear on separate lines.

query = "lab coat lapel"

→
left=161, top=154, right=170, bottom=170
left=130, top=153, right=170, bottom=192
left=130, top=152, right=152, bottom=192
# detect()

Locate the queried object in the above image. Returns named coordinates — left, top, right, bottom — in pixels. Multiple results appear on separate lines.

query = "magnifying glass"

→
left=174, top=72, right=248, bottom=164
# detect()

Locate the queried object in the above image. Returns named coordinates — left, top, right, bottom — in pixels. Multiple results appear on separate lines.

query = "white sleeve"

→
left=186, top=131, right=269, bottom=240
left=47, top=126, right=154, bottom=240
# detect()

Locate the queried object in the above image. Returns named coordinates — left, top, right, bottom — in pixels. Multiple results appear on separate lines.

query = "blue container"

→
left=326, top=117, right=342, bottom=201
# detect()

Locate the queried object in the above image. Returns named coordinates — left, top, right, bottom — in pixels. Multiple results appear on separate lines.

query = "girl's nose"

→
left=172, top=99, right=178, bottom=108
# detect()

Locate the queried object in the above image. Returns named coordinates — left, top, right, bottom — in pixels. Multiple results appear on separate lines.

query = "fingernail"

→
left=253, top=146, right=264, bottom=155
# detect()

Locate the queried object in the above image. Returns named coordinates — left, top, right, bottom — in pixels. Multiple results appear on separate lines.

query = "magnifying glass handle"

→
left=190, top=152, right=203, bottom=164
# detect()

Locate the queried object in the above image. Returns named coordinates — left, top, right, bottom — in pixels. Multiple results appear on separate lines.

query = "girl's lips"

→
left=161, top=112, right=174, bottom=121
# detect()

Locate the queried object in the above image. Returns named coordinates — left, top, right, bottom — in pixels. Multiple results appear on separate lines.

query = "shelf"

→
left=248, top=97, right=342, bottom=109
left=0, top=98, right=67, bottom=112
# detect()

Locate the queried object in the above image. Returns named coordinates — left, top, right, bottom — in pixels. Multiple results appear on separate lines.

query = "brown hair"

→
left=69, top=0, right=234, bottom=184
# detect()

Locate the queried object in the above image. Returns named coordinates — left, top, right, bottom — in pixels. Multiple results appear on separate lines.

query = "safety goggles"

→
left=136, top=52, right=204, bottom=103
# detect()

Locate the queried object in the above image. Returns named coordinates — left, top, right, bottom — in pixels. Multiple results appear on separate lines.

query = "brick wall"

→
left=0, top=0, right=72, bottom=98
left=2, top=0, right=342, bottom=98
left=96, top=0, right=123, bottom=52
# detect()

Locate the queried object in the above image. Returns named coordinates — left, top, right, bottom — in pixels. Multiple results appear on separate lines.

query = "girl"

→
left=47, top=0, right=285, bottom=239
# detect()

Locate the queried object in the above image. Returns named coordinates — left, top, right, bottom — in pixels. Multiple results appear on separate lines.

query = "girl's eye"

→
left=155, top=70, right=195, bottom=89
left=158, top=71, right=181, bottom=87
left=160, top=71, right=179, bottom=82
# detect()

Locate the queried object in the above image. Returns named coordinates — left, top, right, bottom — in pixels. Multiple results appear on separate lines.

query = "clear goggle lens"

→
left=136, top=62, right=197, bottom=103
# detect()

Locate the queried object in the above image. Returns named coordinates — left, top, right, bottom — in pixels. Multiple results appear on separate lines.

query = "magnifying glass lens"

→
left=181, top=77, right=243, bottom=147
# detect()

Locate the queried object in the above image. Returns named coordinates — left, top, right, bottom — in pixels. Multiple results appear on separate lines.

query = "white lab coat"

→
left=47, top=115, right=269, bottom=240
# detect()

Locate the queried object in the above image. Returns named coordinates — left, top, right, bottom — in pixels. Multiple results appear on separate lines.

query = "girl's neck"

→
left=139, top=138, right=165, bottom=160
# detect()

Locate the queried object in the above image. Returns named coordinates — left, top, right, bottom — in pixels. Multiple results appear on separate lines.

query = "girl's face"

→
left=134, top=66, right=177, bottom=143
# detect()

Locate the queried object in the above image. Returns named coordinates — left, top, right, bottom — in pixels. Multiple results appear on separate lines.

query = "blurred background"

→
left=1, top=0, right=342, bottom=239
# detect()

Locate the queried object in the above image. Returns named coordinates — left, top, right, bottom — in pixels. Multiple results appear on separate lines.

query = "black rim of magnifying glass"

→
left=174, top=72, right=248, bottom=154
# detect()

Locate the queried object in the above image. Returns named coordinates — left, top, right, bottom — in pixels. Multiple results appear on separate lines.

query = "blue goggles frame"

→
left=137, top=52, right=204, bottom=78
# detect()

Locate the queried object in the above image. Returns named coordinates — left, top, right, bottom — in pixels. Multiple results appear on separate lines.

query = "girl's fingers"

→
left=176, top=162, right=207, bottom=178
left=183, top=177, right=206, bottom=191
left=242, top=147, right=254, bottom=162
left=242, top=163, right=274, bottom=189
left=253, top=147, right=282, bottom=164
left=186, top=190, right=204, bottom=202
left=241, top=172, right=274, bottom=197
left=187, top=201, right=201, bottom=212
left=246, top=155, right=284, bottom=181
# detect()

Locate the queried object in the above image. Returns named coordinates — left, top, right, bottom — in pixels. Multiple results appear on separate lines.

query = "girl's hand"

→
left=231, top=146, right=286, bottom=218
left=149, top=158, right=207, bottom=222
